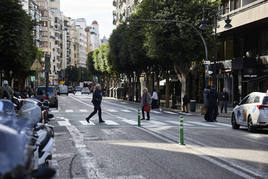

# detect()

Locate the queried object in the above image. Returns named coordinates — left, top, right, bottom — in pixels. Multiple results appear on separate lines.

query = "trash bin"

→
left=190, top=100, right=196, bottom=112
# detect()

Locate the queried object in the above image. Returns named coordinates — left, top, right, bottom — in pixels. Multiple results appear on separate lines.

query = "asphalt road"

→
left=49, top=93, right=268, bottom=179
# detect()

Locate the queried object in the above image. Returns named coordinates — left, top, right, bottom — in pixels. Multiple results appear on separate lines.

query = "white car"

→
left=232, top=92, right=268, bottom=132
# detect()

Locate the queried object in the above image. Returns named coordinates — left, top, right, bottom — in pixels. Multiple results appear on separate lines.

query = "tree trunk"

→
left=165, top=72, right=170, bottom=108
left=174, top=65, right=188, bottom=111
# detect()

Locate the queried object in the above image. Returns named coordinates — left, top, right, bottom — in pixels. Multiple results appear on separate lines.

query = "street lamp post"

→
left=126, top=18, right=210, bottom=87
left=199, top=9, right=232, bottom=88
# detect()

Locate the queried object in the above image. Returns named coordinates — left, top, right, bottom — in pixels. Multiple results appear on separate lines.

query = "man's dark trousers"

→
left=88, top=104, right=102, bottom=122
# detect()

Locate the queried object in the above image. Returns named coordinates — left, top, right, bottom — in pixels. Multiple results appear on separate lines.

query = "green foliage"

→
left=0, top=0, right=37, bottom=80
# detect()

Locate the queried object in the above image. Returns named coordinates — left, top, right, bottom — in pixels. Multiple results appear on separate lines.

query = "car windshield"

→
left=37, top=87, right=55, bottom=96
left=263, top=96, right=268, bottom=105
left=75, top=87, right=81, bottom=91
left=82, top=88, right=89, bottom=92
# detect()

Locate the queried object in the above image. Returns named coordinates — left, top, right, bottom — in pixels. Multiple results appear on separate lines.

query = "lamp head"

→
left=224, top=15, right=232, bottom=29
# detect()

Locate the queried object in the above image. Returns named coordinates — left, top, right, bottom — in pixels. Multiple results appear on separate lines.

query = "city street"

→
left=49, top=94, right=268, bottom=179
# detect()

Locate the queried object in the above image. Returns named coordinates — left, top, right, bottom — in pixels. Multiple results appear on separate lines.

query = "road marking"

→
left=166, top=121, right=192, bottom=126
left=163, top=111, right=177, bottom=115
left=104, top=120, right=119, bottom=125
left=147, top=120, right=167, bottom=125
left=79, top=121, right=95, bottom=126
left=57, top=121, right=71, bottom=126
left=214, top=122, right=232, bottom=127
left=79, top=109, right=88, bottom=113
left=51, top=110, right=59, bottom=113
left=121, top=109, right=132, bottom=113
left=122, top=119, right=137, bottom=125
left=186, top=121, right=215, bottom=127
left=65, top=109, right=74, bottom=113
left=107, top=109, right=118, bottom=113
left=63, top=117, right=104, bottom=178
left=151, top=110, right=161, bottom=114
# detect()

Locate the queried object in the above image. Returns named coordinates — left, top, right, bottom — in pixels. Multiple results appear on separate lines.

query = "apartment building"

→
left=71, top=18, right=88, bottom=68
left=89, top=21, right=101, bottom=50
left=113, top=0, right=143, bottom=26
left=216, top=0, right=268, bottom=101
left=21, top=0, right=41, bottom=47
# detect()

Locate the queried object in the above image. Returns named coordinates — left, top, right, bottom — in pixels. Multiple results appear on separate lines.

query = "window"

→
left=253, top=96, right=260, bottom=103
left=240, top=95, right=250, bottom=105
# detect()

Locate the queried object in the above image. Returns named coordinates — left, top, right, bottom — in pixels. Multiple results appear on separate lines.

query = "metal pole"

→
left=138, top=105, right=141, bottom=127
left=45, top=54, right=50, bottom=99
left=213, top=14, right=217, bottom=88
left=179, top=115, right=184, bottom=145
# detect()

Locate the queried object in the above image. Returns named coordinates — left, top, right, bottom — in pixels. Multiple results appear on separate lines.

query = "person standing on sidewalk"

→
left=151, top=89, right=158, bottom=109
left=86, top=84, right=105, bottom=123
left=219, top=88, right=229, bottom=113
left=183, top=95, right=189, bottom=113
left=141, top=88, right=152, bottom=120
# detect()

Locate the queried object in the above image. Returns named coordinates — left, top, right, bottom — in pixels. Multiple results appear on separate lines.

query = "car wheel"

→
left=247, top=116, right=255, bottom=132
left=231, top=113, right=240, bottom=129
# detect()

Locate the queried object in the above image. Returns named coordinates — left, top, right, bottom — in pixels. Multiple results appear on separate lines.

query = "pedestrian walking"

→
left=85, top=84, right=105, bottom=123
left=219, top=88, right=229, bottom=113
left=183, top=95, right=189, bottom=113
left=151, top=89, right=158, bottom=109
left=207, top=87, right=219, bottom=122
left=141, top=88, right=152, bottom=120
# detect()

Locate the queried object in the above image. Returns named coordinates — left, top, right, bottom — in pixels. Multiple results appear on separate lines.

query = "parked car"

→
left=232, top=92, right=268, bottom=132
left=58, top=85, right=68, bottom=96
left=81, top=87, right=90, bottom=94
left=74, top=86, right=82, bottom=93
left=68, top=86, right=74, bottom=94
left=35, top=86, right=58, bottom=108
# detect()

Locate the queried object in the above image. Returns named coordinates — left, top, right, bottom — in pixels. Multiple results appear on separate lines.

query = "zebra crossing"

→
left=56, top=117, right=231, bottom=129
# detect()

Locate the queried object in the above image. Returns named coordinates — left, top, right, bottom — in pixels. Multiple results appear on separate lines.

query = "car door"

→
left=237, top=95, right=250, bottom=125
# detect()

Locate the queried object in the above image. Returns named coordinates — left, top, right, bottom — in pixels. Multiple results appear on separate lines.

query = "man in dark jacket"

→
left=207, top=87, right=218, bottom=122
left=86, top=84, right=105, bottom=123
left=220, top=88, right=229, bottom=113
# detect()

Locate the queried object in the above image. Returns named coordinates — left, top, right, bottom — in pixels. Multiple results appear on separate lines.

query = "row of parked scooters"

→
left=0, top=94, right=56, bottom=179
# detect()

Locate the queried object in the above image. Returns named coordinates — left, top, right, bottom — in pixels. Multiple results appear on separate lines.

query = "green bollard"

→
left=179, top=116, right=184, bottom=145
left=138, top=106, right=141, bottom=127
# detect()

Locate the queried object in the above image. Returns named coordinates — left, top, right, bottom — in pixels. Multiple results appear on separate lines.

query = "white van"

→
left=58, top=85, right=68, bottom=96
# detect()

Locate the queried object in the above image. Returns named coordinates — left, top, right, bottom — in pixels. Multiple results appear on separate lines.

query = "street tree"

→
left=0, top=0, right=37, bottom=82
left=140, top=0, right=216, bottom=106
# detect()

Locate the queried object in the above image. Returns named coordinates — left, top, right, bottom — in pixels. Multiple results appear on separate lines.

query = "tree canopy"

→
left=0, top=0, right=38, bottom=81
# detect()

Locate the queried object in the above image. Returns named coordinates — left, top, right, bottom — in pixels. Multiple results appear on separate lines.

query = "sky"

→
left=61, top=0, right=115, bottom=38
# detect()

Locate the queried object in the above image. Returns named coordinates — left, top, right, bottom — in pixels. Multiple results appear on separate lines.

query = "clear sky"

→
left=61, top=0, right=115, bottom=38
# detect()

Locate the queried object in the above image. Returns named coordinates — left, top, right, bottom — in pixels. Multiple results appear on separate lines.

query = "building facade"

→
left=89, top=21, right=101, bottom=50
left=217, top=0, right=268, bottom=101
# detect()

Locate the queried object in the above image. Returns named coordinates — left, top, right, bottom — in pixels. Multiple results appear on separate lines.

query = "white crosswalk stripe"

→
left=57, top=121, right=71, bottom=126
left=103, top=120, right=119, bottom=125
left=51, top=110, right=59, bottom=113
left=65, top=109, right=74, bottom=113
left=166, top=121, right=193, bottom=126
left=151, top=110, right=161, bottom=114
left=163, top=111, right=177, bottom=115
left=186, top=121, right=215, bottom=127
left=79, top=121, right=95, bottom=126
left=121, top=109, right=132, bottom=113
left=146, top=120, right=167, bottom=125
left=214, top=122, right=232, bottom=127
left=79, top=109, right=89, bottom=113
left=107, top=109, right=118, bottom=113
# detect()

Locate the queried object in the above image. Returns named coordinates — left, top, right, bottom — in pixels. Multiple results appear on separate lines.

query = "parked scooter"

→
left=0, top=99, right=55, bottom=178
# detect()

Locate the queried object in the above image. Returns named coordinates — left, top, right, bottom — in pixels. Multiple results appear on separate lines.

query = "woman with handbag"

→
left=141, top=88, right=152, bottom=120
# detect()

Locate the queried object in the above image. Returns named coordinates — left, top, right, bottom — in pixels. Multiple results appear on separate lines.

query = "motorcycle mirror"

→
left=32, top=166, right=56, bottom=179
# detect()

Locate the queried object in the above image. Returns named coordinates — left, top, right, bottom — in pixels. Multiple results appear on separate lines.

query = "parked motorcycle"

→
left=0, top=99, right=55, bottom=178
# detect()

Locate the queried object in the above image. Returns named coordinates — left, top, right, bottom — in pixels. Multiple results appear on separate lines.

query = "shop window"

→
left=260, top=30, right=268, bottom=55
